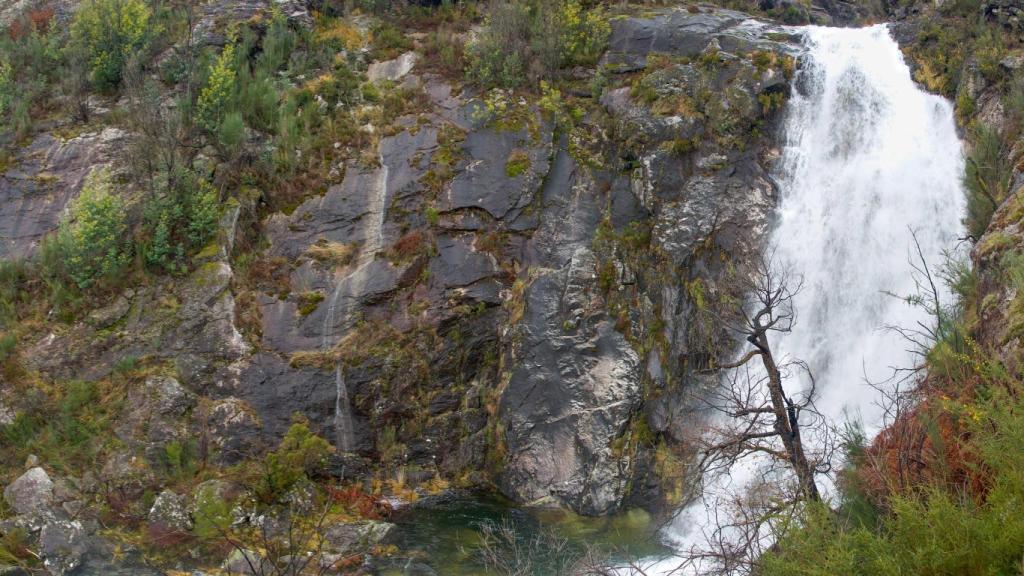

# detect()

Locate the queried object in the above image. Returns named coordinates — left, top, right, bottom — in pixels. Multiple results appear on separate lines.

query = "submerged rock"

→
left=323, top=520, right=395, bottom=555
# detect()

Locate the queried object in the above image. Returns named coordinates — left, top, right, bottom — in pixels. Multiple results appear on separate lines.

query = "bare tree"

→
left=473, top=518, right=629, bottom=576
left=204, top=487, right=356, bottom=576
left=668, top=251, right=837, bottom=575
left=696, top=252, right=826, bottom=502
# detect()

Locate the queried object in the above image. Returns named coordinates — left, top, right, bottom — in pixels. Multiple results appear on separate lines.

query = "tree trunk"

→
left=754, top=332, right=820, bottom=501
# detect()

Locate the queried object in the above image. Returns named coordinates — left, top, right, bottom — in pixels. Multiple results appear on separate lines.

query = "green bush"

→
left=192, top=487, right=232, bottom=540
left=257, top=11, right=296, bottom=75
left=371, top=22, right=413, bottom=60
left=237, top=70, right=280, bottom=132
left=0, top=11, right=64, bottom=137
left=217, top=111, right=246, bottom=158
left=44, top=168, right=131, bottom=291
left=70, top=0, right=153, bottom=91
left=964, top=124, right=1011, bottom=240
left=0, top=261, right=25, bottom=329
left=0, top=59, right=12, bottom=119
left=466, top=0, right=609, bottom=90
left=763, top=368, right=1024, bottom=576
left=256, top=420, right=332, bottom=503
left=161, top=439, right=198, bottom=480
left=142, top=169, right=220, bottom=273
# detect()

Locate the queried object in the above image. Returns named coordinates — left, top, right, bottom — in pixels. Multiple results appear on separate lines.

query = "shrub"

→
left=142, top=169, right=220, bottom=273
left=0, top=59, right=12, bottom=119
left=70, top=0, right=153, bottom=91
left=217, top=111, right=246, bottom=158
left=370, top=22, right=413, bottom=60
left=762, top=379, right=1024, bottom=576
left=45, top=168, right=131, bottom=291
left=0, top=10, right=64, bottom=135
left=256, top=420, right=332, bottom=503
left=256, top=11, right=295, bottom=75
left=0, top=261, right=24, bottom=329
left=559, top=0, right=610, bottom=67
left=161, top=439, right=199, bottom=480
left=466, top=0, right=609, bottom=90
left=964, top=124, right=1011, bottom=239
left=192, top=488, right=232, bottom=540
left=237, top=70, right=280, bottom=132
left=0, top=380, right=114, bottom=474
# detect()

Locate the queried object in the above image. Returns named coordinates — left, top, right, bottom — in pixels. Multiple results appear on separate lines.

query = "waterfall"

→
left=634, top=24, right=966, bottom=574
left=321, top=155, right=390, bottom=453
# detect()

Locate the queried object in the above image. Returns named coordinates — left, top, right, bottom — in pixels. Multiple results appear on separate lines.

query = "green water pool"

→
left=378, top=490, right=672, bottom=574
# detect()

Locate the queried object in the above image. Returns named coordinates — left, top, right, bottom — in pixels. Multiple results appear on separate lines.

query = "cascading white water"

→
left=321, top=156, right=390, bottom=452
left=633, top=24, right=966, bottom=575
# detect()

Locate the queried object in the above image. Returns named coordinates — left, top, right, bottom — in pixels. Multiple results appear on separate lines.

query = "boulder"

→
left=204, top=397, right=261, bottom=465
left=38, top=520, right=87, bottom=576
left=367, top=52, right=419, bottom=83
left=4, top=467, right=54, bottom=516
left=148, top=490, right=193, bottom=532
left=222, top=548, right=267, bottom=575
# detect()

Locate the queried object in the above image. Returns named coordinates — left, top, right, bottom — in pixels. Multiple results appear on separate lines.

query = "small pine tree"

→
left=197, top=43, right=238, bottom=134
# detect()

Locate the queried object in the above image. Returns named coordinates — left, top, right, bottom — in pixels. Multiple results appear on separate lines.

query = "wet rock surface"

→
left=0, top=128, right=127, bottom=259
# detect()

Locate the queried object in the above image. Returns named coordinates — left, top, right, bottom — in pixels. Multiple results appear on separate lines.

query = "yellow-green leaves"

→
left=198, top=43, right=238, bottom=134
left=70, top=0, right=153, bottom=91
left=50, top=167, right=130, bottom=290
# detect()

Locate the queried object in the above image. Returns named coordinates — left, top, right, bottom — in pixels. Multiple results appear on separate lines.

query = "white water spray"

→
left=638, top=24, right=966, bottom=574
left=321, top=156, right=390, bottom=452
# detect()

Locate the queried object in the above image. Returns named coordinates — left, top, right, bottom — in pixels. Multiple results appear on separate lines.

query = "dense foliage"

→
left=70, top=0, right=154, bottom=92
left=467, top=0, right=609, bottom=89
left=42, top=168, right=131, bottom=291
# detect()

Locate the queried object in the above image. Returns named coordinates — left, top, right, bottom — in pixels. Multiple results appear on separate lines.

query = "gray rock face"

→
left=495, top=8, right=793, bottom=515
left=501, top=253, right=644, bottom=514
left=4, top=467, right=54, bottom=516
left=117, top=376, right=197, bottom=466
left=0, top=128, right=126, bottom=259
left=444, top=122, right=552, bottom=221
left=605, top=8, right=798, bottom=71
left=192, top=0, right=312, bottom=47
left=3, top=5, right=795, bottom=526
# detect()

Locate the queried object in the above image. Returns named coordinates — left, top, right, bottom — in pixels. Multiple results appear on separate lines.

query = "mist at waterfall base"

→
left=631, top=24, right=966, bottom=575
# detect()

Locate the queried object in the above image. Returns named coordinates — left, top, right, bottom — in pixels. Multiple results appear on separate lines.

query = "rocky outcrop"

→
left=1, top=466, right=162, bottom=576
left=3, top=4, right=797, bottom=522
left=25, top=242, right=249, bottom=388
